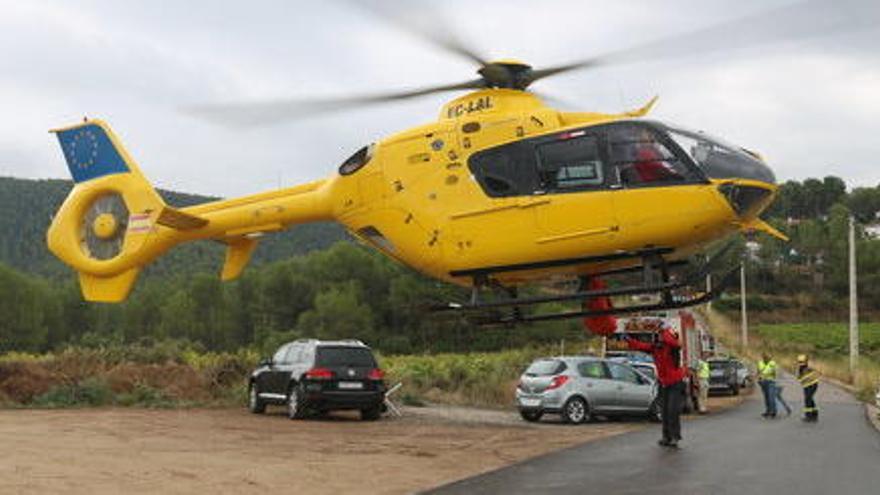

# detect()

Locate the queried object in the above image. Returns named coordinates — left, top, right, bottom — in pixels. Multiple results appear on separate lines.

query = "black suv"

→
left=248, top=339, right=387, bottom=420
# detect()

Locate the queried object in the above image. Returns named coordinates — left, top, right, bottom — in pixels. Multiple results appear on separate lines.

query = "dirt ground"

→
left=0, top=395, right=744, bottom=495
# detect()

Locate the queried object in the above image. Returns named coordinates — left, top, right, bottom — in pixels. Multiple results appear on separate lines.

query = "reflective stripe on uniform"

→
left=799, top=369, right=820, bottom=388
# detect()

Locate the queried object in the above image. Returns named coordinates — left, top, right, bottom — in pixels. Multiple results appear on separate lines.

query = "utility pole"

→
left=849, top=215, right=859, bottom=376
left=706, top=273, right=712, bottom=311
left=740, top=262, right=748, bottom=348
left=706, top=254, right=712, bottom=311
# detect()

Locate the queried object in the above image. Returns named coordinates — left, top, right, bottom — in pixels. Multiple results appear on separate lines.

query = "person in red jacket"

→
left=626, top=319, right=686, bottom=448
left=629, top=129, right=682, bottom=183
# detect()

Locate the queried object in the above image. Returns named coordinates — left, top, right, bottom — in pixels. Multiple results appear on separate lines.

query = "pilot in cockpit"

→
left=633, top=129, right=681, bottom=182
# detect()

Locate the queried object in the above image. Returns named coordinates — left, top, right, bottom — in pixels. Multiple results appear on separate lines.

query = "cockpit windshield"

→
left=661, top=124, right=775, bottom=184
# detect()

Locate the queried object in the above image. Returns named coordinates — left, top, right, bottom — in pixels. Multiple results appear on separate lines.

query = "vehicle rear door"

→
left=607, top=362, right=654, bottom=410
left=576, top=360, right=616, bottom=412
left=533, top=131, right=619, bottom=249
left=315, top=346, right=379, bottom=393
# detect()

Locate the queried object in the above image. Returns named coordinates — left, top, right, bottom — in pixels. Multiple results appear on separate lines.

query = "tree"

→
left=296, top=283, right=374, bottom=342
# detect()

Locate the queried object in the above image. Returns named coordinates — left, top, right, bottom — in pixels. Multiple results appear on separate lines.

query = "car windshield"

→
left=525, top=359, right=565, bottom=376
left=315, top=347, right=376, bottom=368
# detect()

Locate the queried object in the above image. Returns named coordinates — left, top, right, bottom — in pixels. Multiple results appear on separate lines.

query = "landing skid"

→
left=435, top=244, right=736, bottom=325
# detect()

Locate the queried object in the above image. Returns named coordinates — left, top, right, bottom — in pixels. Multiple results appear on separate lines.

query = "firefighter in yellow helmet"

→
left=797, top=354, right=820, bottom=422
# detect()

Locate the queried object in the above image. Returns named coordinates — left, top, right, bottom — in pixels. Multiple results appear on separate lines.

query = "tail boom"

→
left=48, top=119, right=332, bottom=302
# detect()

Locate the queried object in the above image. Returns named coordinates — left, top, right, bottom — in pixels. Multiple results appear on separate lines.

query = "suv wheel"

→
left=731, top=384, right=740, bottom=396
left=519, top=410, right=543, bottom=423
left=248, top=383, right=266, bottom=414
left=562, top=397, right=590, bottom=424
left=287, top=384, right=306, bottom=420
left=361, top=405, right=382, bottom=421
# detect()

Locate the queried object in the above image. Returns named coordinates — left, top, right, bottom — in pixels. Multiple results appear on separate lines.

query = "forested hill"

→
left=0, top=176, right=348, bottom=278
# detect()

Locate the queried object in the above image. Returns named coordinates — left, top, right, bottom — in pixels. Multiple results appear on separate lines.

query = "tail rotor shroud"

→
left=80, top=192, right=129, bottom=261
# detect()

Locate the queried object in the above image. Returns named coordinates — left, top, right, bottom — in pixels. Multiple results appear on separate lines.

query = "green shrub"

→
left=33, top=377, right=112, bottom=408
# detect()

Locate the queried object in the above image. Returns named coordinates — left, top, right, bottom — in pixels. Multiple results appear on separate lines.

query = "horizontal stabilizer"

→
left=157, top=206, right=209, bottom=231
left=78, top=268, right=142, bottom=303
left=221, top=238, right=259, bottom=281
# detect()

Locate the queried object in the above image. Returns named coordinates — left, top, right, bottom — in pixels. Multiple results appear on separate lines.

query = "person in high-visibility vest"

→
left=697, top=356, right=710, bottom=414
left=797, top=354, right=820, bottom=422
left=757, top=353, right=778, bottom=418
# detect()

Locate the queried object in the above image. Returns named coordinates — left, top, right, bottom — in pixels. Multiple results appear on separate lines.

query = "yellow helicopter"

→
left=49, top=0, right=869, bottom=324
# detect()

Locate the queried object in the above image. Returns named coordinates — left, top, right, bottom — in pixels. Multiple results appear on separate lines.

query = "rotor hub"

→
left=92, top=213, right=119, bottom=240
left=479, top=60, right=534, bottom=90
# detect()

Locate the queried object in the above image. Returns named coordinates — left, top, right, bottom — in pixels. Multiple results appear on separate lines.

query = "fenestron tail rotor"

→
left=80, top=192, right=129, bottom=261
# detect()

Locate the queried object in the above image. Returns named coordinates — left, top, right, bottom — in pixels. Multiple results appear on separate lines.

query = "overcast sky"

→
left=1, top=0, right=878, bottom=198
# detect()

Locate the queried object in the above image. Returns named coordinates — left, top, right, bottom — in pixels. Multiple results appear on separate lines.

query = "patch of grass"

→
left=115, top=384, right=176, bottom=408
left=32, top=377, right=113, bottom=408
left=754, top=322, right=880, bottom=359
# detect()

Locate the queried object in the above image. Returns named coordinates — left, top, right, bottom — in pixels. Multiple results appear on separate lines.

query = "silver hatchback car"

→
left=516, top=356, right=660, bottom=423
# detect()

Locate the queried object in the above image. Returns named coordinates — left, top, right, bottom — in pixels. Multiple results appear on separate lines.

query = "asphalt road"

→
left=428, top=376, right=880, bottom=495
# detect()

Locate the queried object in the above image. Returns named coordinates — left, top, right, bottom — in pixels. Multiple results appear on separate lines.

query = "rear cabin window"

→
left=315, top=347, right=377, bottom=368
left=524, top=359, right=567, bottom=377
left=536, top=134, right=605, bottom=192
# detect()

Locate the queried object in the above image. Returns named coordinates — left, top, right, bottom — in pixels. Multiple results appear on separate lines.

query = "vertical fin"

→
left=78, top=268, right=142, bottom=303
left=221, top=238, right=259, bottom=281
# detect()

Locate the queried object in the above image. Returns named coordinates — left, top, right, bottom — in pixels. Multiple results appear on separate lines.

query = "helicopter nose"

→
left=717, top=181, right=776, bottom=218
left=694, top=147, right=777, bottom=217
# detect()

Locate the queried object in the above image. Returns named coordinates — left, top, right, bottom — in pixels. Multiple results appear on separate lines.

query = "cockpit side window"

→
left=607, top=125, right=699, bottom=188
left=535, top=134, right=605, bottom=193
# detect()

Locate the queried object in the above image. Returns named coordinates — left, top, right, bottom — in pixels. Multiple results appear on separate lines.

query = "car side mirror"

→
left=259, top=357, right=273, bottom=367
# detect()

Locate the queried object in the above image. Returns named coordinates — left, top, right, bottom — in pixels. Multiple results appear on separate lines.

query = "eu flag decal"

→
left=56, top=123, right=129, bottom=183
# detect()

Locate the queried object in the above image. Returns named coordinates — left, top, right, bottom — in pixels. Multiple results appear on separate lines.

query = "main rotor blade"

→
left=527, top=0, right=880, bottom=86
left=185, top=78, right=485, bottom=127
left=348, top=0, right=490, bottom=67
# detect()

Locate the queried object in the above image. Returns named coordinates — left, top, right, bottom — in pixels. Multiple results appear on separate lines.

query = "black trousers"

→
left=803, top=383, right=818, bottom=419
left=659, top=381, right=684, bottom=441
